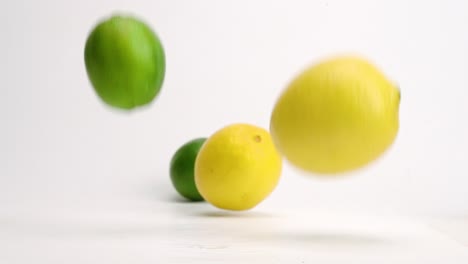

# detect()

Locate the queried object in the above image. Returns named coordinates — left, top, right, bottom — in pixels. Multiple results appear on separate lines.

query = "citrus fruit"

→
left=270, top=55, right=400, bottom=174
left=195, top=124, right=282, bottom=210
left=170, top=138, right=207, bottom=201
left=84, top=14, right=165, bottom=109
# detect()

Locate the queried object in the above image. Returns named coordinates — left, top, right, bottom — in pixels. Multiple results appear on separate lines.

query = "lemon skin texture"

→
left=270, top=56, right=400, bottom=174
left=195, top=124, right=282, bottom=211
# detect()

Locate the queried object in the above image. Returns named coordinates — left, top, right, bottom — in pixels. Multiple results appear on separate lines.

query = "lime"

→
left=170, top=138, right=206, bottom=201
left=84, top=14, right=165, bottom=109
left=270, top=55, right=400, bottom=174
left=195, top=124, right=282, bottom=210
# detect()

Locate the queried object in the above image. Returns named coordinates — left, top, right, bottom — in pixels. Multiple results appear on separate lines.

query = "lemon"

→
left=195, top=124, right=282, bottom=210
left=84, top=15, right=165, bottom=109
left=270, top=55, right=400, bottom=174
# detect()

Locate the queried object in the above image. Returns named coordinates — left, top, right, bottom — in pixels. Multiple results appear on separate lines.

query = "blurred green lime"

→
left=170, top=138, right=207, bottom=201
left=84, top=14, right=165, bottom=109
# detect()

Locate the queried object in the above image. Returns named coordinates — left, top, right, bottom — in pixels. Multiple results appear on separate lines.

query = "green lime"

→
left=170, top=138, right=207, bottom=201
left=84, top=14, right=165, bottom=109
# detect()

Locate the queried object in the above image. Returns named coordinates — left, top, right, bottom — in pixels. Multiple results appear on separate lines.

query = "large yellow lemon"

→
left=195, top=124, right=282, bottom=210
left=270, top=55, right=400, bottom=174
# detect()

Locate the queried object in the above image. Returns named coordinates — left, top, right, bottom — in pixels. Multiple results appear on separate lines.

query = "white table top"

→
left=1, top=185, right=467, bottom=264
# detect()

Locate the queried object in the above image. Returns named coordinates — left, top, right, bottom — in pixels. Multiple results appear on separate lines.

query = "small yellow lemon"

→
left=270, top=55, right=400, bottom=174
left=195, top=124, right=282, bottom=210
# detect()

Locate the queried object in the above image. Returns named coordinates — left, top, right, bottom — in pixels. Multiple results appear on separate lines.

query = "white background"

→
left=1, top=0, right=468, bottom=263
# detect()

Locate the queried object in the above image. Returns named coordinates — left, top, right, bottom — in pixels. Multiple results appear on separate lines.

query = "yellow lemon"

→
left=195, top=124, right=282, bottom=210
left=270, top=55, right=400, bottom=174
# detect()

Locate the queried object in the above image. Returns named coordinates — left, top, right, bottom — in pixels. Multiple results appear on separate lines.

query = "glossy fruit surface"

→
left=195, top=124, right=282, bottom=210
left=270, top=55, right=400, bottom=174
left=170, top=138, right=206, bottom=201
left=84, top=15, right=165, bottom=109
